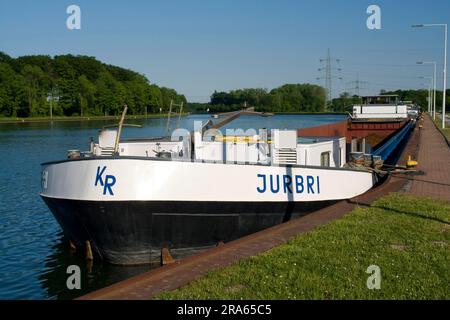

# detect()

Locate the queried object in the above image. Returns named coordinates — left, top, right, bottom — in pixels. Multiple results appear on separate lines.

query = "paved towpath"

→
left=405, top=115, right=450, bottom=201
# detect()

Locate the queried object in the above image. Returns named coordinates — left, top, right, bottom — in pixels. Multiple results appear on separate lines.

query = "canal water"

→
left=0, top=114, right=346, bottom=300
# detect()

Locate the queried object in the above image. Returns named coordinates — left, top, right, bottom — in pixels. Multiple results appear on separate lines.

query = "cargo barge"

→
left=40, top=100, right=415, bottom=265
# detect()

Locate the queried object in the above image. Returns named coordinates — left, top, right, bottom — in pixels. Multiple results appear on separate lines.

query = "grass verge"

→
left=433, top=116, right=450, bottom=142
left=158, top=193, right=450, bottom=300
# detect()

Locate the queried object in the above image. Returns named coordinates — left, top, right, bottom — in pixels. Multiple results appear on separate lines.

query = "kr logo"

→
left=95, top=166, right=116, bottom=196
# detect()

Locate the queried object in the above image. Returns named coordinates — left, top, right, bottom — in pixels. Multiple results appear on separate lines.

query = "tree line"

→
left=187, top=84, right=328, bottom=113
left=2, top=51, right=447, bottom=118
left=379, top=89, right=449, bottom=112
left=0, top=52, right=186, bottom=117
left=191, top=86, right=450, bottom=114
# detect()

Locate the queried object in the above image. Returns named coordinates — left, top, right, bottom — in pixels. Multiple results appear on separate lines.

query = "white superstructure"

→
left=91, top=128, right=346, bottom=168
left=352, top=95, right=409, bottom=119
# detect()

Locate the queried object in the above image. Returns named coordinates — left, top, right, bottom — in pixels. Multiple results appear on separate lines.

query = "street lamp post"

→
left=420, top=76, right=433, bottom=113
left=420, top=82, right=431, bottom=114
left=412, top=23, right=448, bottom=128
left=417, top=61, right=437, bottom=119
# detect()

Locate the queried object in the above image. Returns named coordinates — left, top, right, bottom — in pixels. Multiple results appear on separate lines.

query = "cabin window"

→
left=321, top=152, right=330, bottom=167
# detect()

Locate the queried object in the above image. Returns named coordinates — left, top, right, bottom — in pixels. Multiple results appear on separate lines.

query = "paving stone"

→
left=408, top=115, right=450, bottom=201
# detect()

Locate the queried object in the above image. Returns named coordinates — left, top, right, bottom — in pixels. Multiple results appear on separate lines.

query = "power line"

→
left=344, top=63, right=421, bottom=67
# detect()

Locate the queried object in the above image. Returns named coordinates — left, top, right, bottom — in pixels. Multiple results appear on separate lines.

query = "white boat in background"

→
left=351, top=95, right=409, bottom=120
left=40, top=107, right=377, bottom=265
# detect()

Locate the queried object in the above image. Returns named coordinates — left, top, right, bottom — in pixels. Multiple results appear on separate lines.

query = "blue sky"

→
left=0, top=0, right=449, bottom=102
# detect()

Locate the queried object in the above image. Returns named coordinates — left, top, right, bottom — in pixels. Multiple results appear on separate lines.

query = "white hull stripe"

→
left=41, top=158, right=375, bottom=202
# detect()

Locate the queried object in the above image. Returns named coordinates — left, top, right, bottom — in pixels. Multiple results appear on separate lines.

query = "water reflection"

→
left=39, top=233, right=157, bottom=300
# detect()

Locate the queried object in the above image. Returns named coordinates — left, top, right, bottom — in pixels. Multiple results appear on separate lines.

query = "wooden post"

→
left=161, top=247, right=175, bottom=265
left=86, top=240, right=94, bottom=261
left=176, top=102, right=184, bottom=129
left=50, top=95, right=53, bottom=119
left=114, top=105, right=128, bottom=155
left=86, top=260, right=93, bottom=274
left=69, top=239, right=76, bottom=252
left=362, top=137, right=366, bottom=154
left=217, top=240, right=225, bottom=247
left=166, top=100, right=173, bottom=133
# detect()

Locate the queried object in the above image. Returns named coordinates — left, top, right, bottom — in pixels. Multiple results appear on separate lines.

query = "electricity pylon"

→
left=317, top=48, right=343, bottom=109
left=346, top=73, right=368, bottom=97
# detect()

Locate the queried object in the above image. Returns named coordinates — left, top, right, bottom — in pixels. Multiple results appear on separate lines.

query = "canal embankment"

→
left=0, top=113, right=189, bottom=124
left=157, top=193, right=449, bottom=299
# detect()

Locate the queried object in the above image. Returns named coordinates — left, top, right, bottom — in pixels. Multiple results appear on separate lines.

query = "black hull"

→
left=41, top=196, right=336, bottom=265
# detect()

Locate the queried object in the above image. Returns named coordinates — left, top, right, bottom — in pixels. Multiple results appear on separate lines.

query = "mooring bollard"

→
left=406, top=155, right=418, bottom=168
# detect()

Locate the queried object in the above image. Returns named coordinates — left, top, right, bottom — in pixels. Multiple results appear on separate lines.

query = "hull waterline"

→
left=41, top=197, right=337, bottom=264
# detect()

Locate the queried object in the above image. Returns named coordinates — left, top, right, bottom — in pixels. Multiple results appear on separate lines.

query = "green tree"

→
left=78, top=75, right=96, bottom=116
left=331, top=92, right=359, bottom=112
left=21, top=65, right=49, bottom=116
left=0, top=52, right=187, bottom=118
left=148, top=84, right=163, bottom=112
left=0, top=63, right=27, bottom=117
